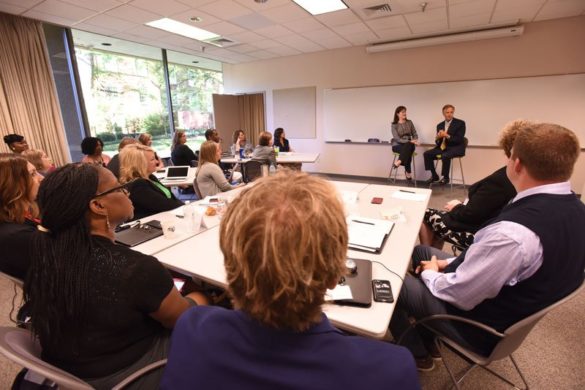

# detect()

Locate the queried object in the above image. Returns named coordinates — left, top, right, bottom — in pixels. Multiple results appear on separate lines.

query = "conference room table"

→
left=220, top=152, right=320, bottom=164
left=133, top=179, right=431, bottom=339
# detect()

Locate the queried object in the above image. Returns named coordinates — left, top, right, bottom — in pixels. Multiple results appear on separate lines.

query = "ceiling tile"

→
left=106, top=4, right=161, bottom=23
left=229, top=44, right=258, bottom=53
left=124, top=24, right=172, bottom=39
left=205, top=21, right=245, bottom=35
left=74, top=22, right=121, bottom=36
left=228, top=30, right=264, bottom=43
left=333, top=22, right=372, bottom=35
left=449, top=0, right=495, bottom=18
left=268, top=45, right=302, bottom=56
left=254, top=24, right=294, bottom=38
left=83, top=13, right=137, bottom=31
left=246, top=49, right=279, bottom=59
left=60, top=0, right=122, bottom=13
left=449, top=13, right=492, bottom=29
left=366, top=14, right=408, bottom=30
left=231, top=12, right=275, bottom=30
left=252, top=39, right=281, bottom=49
left=283, top=17, right=324, bottom=33
left=130, top=0, right=191, bottom=16
left=409, top=20, right=449, bottom=34
left=317, top=35, right=352, bottom=49
left=32, top=0, right=96, bottom=21
left=301, top=28, right=340, bottom=41
left=535, top=0, right=585, bottom=21
left=491, top=0, right=546, bottom=23
left=0, top=3, right=28, bottom=14
left=156, top=34, right=201, bottom=47
left=198, top=0, right=254, bottom=20
left=1, top=0, right=44, bottom=9
left=342, top=30, right=378, bottom=45
left=260, top=3, right=309, bottom=24
left=233, top=0, right=289, bottom=11
left=375, top=27, right=412, bottom=41
left=315, top=8, right=361, bottom=27
left=404, top=7, right=447, bottom=25
left=23, top=9, right=78, bottom=26
left=167, top=9, right=220, bottom=26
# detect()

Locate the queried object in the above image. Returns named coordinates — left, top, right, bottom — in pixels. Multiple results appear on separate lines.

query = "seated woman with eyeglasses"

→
left=162, top=172, right=419, bottom=389
left=24, top=164, right=207, bottom=389
left=0, top=154, right=43, bottom=279
left=119, top=144, right=183, bottom=220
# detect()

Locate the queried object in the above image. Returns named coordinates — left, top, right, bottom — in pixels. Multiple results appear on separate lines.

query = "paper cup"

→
left=161, top=219, right=177, bottom=239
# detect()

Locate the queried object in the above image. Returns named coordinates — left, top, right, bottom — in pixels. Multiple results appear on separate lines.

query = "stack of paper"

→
left=347, top=215, right=394, bottom=253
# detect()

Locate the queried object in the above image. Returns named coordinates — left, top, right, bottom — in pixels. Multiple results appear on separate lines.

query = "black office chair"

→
left=241, top=160, right=265, bottom=183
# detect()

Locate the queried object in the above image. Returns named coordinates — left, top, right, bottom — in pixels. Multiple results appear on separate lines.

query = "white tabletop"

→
left=221, top=152, right=319, bottom=164
left=140, top=180, right=430, bottom=339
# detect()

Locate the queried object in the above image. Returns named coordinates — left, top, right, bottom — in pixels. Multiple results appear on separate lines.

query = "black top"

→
left=441, top=167, right=516, bottom=233
left=128, top=175, right=184, bottom=220
left=171, top=144, right=197, bottom=167
left=106, top=153, right=121, bottom=178
left=273, top=137, right=290, bottom=152
left=0, top=221, right=37, bottom=280
left=41, top=235, right=174, bottom=378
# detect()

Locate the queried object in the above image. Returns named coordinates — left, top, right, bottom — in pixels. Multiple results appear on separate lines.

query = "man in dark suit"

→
left=423, top=105, right=466, bottom=185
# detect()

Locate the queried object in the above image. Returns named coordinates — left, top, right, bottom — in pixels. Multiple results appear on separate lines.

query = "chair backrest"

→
left=0, top=327, right=93, bottom=389
left=242, top=160, right=264, bottom=183
left=192, top=177, right=203, bottom=199
left=489, top=280, right=585, bottom=361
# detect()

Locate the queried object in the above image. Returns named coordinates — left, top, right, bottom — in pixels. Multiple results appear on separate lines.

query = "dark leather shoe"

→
left=439, top=178, right=450, bottom=185
left=425, top=177, right=439, bottom=185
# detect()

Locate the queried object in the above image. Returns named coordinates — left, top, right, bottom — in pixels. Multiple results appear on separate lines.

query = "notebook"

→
left=115, top=221, right=163, bottom=247
left=334, top=258, right=372, bottom=307
left=165, top=166, right=189, bottom=180
left=347, top=216, right=394, bottom=253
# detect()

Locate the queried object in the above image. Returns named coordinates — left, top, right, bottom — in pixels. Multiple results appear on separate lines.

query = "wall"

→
left=223, top=16, right=585, bottom=192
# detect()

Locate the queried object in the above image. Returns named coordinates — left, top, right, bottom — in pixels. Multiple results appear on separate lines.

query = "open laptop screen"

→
left=166, top=166, right=189, bottom=179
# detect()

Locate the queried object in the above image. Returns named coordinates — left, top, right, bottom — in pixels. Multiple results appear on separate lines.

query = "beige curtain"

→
left=0, top=13, right=70, bottom=165
left=238, top=93, right=265, bottom=146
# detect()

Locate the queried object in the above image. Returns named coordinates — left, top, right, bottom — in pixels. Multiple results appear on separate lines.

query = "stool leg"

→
left=459, top=158, right=465, bottom=189
left=389, top=155, right=397, bottom=183
left=450, top=158, right=454, bottom=191
left=412, top=155, right=417, bottom=188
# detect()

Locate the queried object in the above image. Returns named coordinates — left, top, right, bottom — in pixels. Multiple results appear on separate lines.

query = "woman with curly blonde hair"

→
left=162, top=171, right=419, bottom=389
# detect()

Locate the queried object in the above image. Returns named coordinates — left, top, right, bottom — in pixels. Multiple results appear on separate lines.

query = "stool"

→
left=433, top=155, right=466, bottom=191
left=388, top=152, right=417, bottom=187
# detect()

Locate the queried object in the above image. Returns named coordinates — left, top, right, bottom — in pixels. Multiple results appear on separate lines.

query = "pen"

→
left=399, top=190, right=416, bottom=194
left=352, top=219, right=374, bottom=225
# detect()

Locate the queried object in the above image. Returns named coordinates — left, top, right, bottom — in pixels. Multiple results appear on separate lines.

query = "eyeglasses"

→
left=93, top=183, right=131, bottom=199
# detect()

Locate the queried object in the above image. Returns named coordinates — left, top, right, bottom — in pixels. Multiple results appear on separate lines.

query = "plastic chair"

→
left=388, top=152, right=417, bottom=187
left=192, top=177, right=203, bottom=200
left=402, top=281, right=584, bottom=389
left=0, top=326, right=167, bottom=390
left=0, top=272, right=24, bottom=290
left=241, top=160, right=265, bottom=183
left=433, top=137, right=468, bottom=190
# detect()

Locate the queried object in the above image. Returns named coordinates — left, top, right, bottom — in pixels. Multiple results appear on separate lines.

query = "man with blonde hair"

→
left=391, top=120, right=585, bottom=370
left=162, top=172, right=420, bottom=389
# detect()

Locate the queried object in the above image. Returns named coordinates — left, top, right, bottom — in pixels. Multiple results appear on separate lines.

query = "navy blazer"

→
left=435, top=117, right=466, bottom=156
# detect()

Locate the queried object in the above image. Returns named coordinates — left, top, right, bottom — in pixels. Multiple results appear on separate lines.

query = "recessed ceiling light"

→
left=192, top=61, right=199, bottom=64
left=146, top=18, right=219, bottom=41
left=292, top=0, right=347, bottom=15
left=101, top=42, right=112, bottom=46
left=254, top=0, right=268, bottom=3
left=189, top=16, right=202, bottom=22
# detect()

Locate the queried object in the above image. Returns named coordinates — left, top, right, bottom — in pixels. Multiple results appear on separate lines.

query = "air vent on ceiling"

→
left=204, top=37, right=237, bottom=48
left=362, top=3, right=392, bottom=19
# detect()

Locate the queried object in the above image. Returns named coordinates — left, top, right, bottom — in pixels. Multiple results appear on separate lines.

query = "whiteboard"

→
left=324, top=74, right=585, bottom=146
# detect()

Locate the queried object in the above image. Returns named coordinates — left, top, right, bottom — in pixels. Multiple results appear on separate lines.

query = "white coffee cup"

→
left=161, top=219, right=177, bottom=239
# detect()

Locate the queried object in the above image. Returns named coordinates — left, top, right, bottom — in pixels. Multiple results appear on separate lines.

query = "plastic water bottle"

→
left=269, top=165, right=276, bottom=176
left=184, top=201, right=194, bottom=232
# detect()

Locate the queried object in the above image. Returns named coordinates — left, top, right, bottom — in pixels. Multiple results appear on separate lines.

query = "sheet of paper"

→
left=346, top=216, right=394, bottom=250
left=325, top=285, right=353, bottom=301
left=391, top=190, right=426, bottom=202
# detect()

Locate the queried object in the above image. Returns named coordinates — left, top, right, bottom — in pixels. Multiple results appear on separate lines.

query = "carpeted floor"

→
left=0, top=178, right=583, bottom=389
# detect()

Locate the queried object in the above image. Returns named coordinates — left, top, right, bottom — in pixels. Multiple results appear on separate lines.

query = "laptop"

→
left=334, top=258, right=373, bottom=308
left=164, top=166, right=189, bottom=181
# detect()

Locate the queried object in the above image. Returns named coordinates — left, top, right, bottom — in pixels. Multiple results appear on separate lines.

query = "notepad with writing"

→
left=347, top=216, right=394, bottom=253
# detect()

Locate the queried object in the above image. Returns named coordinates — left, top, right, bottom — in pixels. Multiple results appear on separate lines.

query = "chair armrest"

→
left=111, top=359, right=167, bottom=390
left=416, top=314, right=505, bottom=338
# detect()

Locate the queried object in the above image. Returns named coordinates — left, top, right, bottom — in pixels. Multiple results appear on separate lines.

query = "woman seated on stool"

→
left=419, top=121, right=521, bottom=249
left=81, top=136, right=111, bottom=167
left=0, top=155, right=43, bottom=279
left=25, top=164, right=207, bottom=389
left=120, top=144, right=183, bottom=220
left=252, top=131, right=277, bottom=167
left=273, top=127, right=293, bottom=152
left=196, top=141, right=240, bottom=198
left=391, top=106, right=419, bottom=180
left=161, top=172, right=419, bottom=389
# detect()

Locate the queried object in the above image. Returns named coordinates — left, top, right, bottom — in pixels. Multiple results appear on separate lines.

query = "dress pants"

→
left=392, top=143, right=415, bottom=173
left=423, top=147, right=461, bottom=179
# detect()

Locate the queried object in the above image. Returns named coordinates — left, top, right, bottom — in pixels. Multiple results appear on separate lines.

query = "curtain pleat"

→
left=0, top=13, right=70, bottom=165
left=238, top=94, right=265, bottom=146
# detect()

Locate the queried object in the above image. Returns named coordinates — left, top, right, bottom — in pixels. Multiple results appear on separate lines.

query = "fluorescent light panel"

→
left=292, top=0, right=347, bottom=15
left=146, top=18, right=219, bottom=41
